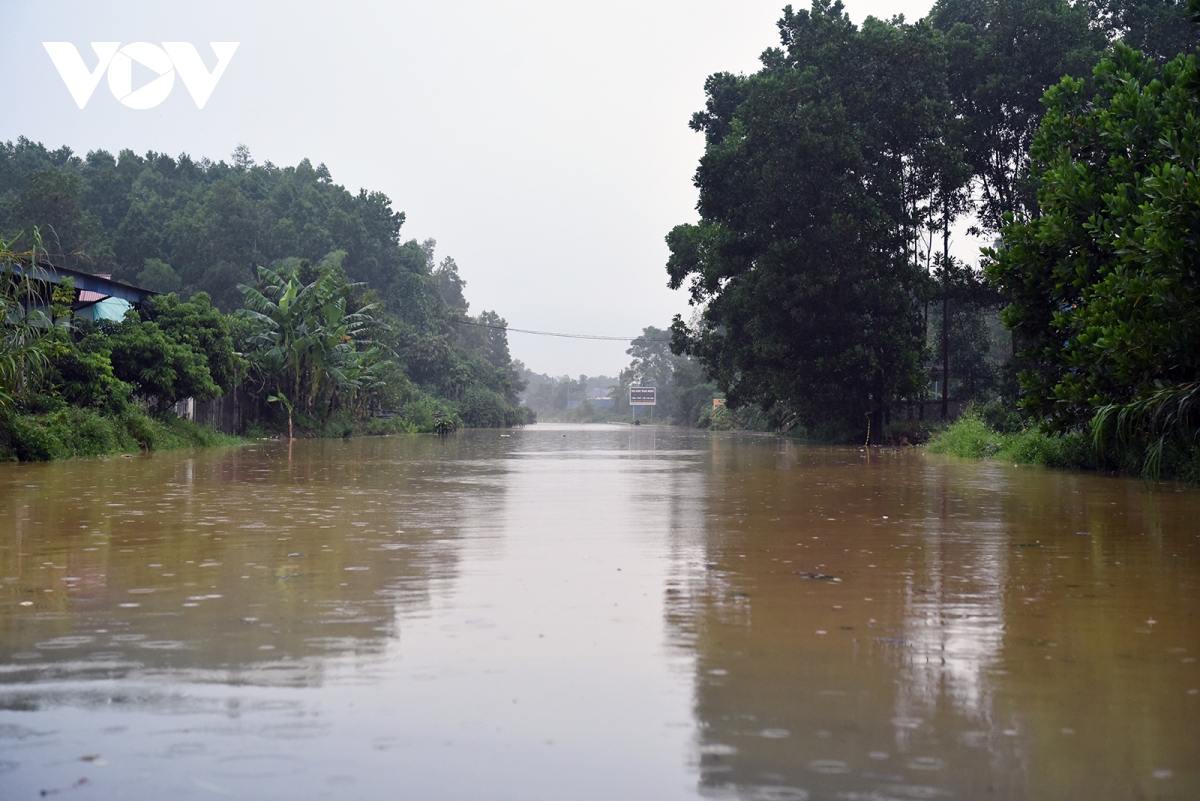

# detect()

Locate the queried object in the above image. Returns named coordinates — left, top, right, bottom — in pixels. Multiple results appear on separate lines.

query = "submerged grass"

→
left=927, top=407, right=1200, bottom=481
left=0, top=407, right=242, bottom=462
left=926, top=409, right=1095, bottom=470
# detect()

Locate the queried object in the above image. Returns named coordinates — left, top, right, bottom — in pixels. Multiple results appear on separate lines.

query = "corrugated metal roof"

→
left=77, top=275, right=113, bottom=303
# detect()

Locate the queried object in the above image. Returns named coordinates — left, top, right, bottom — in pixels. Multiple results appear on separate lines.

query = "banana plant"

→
left=0, top=228, right=56, bottom=407
left=238, top=263, right=395, bottom=427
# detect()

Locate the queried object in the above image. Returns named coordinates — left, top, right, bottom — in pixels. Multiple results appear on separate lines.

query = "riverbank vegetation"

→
left=665, top=0, right=1200, bottom=477
left=0, top=143, right=532, bottom=460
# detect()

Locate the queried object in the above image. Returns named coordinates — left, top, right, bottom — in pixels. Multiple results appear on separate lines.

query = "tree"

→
left=986, top=43, right=1200, bottom=472
left=1091, top=1, right=1200, bottom=63
left=136, top=258, right=181, bottom=294
left=139, top=291, right=241, bottom=391
left=931, top=0, right=1105, bottom=234
left=101, top=315, right=220, bottom=414
left=667, top=2, right=945, bottom=439
left=0, top=139, right=529, bottom=429
left=238, top=262, right=393, bottom=422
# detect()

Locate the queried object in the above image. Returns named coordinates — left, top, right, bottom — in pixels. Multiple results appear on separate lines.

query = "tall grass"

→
left=0, top=407, right=242, bottom=462
left=926, top=409, right=1094, bottom=470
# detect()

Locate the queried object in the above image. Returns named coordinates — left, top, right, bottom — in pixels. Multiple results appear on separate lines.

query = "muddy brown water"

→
left=0, top=424, right=1197, bottom=800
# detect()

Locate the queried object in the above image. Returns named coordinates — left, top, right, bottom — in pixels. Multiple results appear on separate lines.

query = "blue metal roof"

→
left=7, top=260, right=157, bottom=305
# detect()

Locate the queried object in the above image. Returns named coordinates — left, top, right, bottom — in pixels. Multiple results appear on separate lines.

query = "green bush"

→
left=457, top=387, right=509, bottom=428
left=927, top=412, right=999, bottom=458
left=928, top=410, right=1101, bottom=472
left=977, top=397, right=1027, bottom=434
left=3, top=414, right=63, bottom=461
left=0, top=407, right=240, bottom=462
left=52, top=407, right=129, bottom=457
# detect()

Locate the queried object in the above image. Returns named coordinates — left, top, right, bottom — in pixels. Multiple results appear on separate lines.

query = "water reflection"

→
left=0, top=428, right=1197, bottom=799
left=676, top=441, right=1200, bottom=800
left=0, top=435, right=504, bottom=689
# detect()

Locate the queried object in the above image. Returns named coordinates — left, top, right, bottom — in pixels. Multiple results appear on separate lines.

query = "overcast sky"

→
left=2, top=0, right=945, bottom=377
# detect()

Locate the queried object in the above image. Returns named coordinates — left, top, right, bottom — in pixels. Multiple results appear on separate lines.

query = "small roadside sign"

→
left=630, top=387, right=657, bottom=406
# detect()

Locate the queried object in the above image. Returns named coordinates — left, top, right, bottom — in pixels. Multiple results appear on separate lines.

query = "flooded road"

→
left=0, top=424, right=1197, bottom=800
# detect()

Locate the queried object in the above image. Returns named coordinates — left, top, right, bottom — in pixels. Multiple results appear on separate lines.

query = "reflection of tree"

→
left=0, top=435, right=505, bottom=688
left=670, top=441, right=1200, bottom=799
left=668, top=446, right=1031, bottom=799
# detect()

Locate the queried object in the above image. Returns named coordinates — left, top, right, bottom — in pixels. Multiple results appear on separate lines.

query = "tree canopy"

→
left=986, top=42, right=1200, bottom=471
left=667, top=1, right=945, bottom=437
left=0, top=139, right=530, bottom=432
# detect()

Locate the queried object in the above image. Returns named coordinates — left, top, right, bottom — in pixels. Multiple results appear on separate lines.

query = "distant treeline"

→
left=0, top=140, right=531, bottom=459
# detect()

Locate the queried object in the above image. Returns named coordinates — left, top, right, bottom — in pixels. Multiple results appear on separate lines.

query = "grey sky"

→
left=3, top=0, right=943, bottom=377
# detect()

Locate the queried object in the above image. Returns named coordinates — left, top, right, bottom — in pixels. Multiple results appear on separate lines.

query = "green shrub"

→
left=5, top=415, right=63, bottom=461
left=929, top=412, right=1101, bottom=472
left=457, top=387, right=509, bottom=428
left=977, top=397, right=1027, bottom=434
left=51, top=407, right=127, bottom=457
left=0, top=407, right=241, bottom=462
left=927, top=412, right=999, bottom=458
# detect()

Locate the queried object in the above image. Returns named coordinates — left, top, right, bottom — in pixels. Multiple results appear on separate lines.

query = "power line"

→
left=453, top=318, right=672, bottom=342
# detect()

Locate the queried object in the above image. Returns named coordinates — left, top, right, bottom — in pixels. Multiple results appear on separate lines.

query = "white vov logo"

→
left=43, top=42, right=239, bottom=109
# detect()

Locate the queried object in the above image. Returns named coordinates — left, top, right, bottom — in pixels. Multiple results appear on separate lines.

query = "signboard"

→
left=629, top=386, right=657, bottom=406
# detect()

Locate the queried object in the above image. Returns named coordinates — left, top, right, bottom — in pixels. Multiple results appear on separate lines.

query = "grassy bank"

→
left=926, top=411, right=1093, bottom=468
left=0, top=407, right=242, bottom=462
left=927, top=408, right=1200, bottom=482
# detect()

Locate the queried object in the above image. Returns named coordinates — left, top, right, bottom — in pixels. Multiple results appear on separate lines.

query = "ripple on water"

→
left=164, top=742, right=206, bottom=758
left=744, top=786, right=809, bottom=801
left=34, top=636, right=95, bottom=650
left=210, top=753, right=305, bottom=778
left=138, top=640, right=186, bottom=651
left=808, top=759, right=850, bottom=774
left=699, top=743, right=738, bottom=756
left=907, top=756, right=947, bottom=771
left=759, top=728, right=791, bottom=739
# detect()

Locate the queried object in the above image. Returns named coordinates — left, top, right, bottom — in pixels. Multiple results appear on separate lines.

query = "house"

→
left=5, top=260, right=156, bottom=322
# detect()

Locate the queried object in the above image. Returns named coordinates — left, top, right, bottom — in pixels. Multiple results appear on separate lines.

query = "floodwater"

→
left=0, top=425, right=1197, bottom=800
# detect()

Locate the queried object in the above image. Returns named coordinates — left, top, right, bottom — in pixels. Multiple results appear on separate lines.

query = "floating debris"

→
left=794, top=572, right=840, bottom=581
left=40, top=777, right=89, bottom=796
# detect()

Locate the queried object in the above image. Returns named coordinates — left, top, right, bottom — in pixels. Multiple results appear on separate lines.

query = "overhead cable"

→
left=453, top=318, right=672, bottom=342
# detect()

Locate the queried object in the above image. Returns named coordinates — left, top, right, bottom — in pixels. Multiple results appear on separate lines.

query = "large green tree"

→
left=931, top=0, right=1105, bottom=232
left=667, top=2, right=947, bottom=439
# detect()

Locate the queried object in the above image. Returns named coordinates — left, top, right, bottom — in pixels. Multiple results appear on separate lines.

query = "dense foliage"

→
left=667, top=0, right=1200, bottom=456
left=987, top=43, right=1200, bottom=475
left=0, top=140, right=531, bottom=456
left=669, top=2, right=960, bottom=440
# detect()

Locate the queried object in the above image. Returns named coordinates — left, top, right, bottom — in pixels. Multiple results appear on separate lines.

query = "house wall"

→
left=82, top=297, right=132, bottom=322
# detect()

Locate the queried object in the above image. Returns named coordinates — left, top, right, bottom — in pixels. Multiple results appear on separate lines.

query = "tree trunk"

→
left=941, top=204, right=950, bottom=420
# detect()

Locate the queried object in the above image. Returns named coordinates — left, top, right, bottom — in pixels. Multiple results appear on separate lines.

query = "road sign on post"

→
left=629, top=387, right=656, bottom=405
